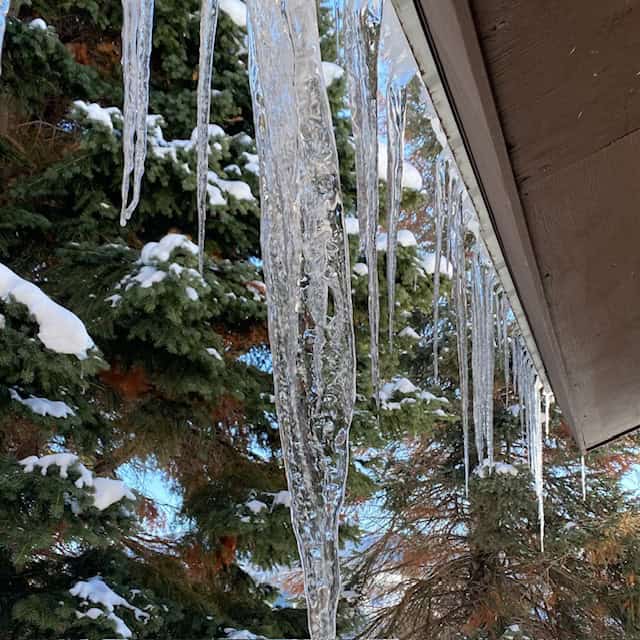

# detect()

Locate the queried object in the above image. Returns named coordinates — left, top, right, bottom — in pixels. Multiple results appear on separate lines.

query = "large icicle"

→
left=343, top=0, right=383, bottom=398
left=385, top=80, right=407, bottom=351
left=470, top=244, right=496, bottom=467
left=195, top=0, right=220, bottom=273
left=247, top=2, right=356, bottom=638
left=120, top=0, right=155, bottom=226
left=0, top=0, right=9, bottom=75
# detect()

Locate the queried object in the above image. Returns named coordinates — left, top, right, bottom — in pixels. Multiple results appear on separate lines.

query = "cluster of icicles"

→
left=0, top=1, right=580, bottom=638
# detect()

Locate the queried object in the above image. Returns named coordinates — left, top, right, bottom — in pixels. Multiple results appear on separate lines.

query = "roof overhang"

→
left=394, top=0, right=640, bottom=451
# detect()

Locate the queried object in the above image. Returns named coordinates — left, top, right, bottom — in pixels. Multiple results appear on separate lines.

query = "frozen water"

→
left=343, top=0, right=383, bottom=399
left=247, top=2, right=356, bottom=638
left=0, top=0, right=9, bottom=76
left=385, top=81, right=407, bottom=351
left=196, top=0, right=220, bottom=272
left=470, top=244, right=496, bottom=469
left=120, top=0, right=155, bottom=226
left=581, top=455, right=586, bottom=501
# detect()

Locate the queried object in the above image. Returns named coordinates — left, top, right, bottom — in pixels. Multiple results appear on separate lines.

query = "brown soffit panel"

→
left=392, top=0, right=584, bottom=449
left=470, top=0, right=640, bottom=451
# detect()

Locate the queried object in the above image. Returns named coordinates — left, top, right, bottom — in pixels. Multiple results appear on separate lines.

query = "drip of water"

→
left=385, top=80, right=407, bottom=351
left=247, top=2, right=356, bottom=638
left=0, top=0, right=9, bottom=75
left=581, top=455, right=587, bottom=501
left=343, top=0, right=383, bottom=399
left=120, top=0, right=155, bottom=226
left=470, top=244, right=496, bottom=468
left=196, top=0, right=220, bottom=273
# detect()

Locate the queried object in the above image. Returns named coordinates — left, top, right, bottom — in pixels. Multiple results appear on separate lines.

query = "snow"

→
left=225, top=630, right=264, bottom=639
left=92, top=477, right=136, bottom=510
left=73, top=100, right=120, bottom=132
left=474, top=459, right=519, bottom=479
left=344, top=217, right=360, bottom=235
left=379, top=377, right=418, bottom=405
left=28, top=18, right=48, bottom=30
left=185, top=286, right=199, bottom=301
left=140, top=233, right=198, bottom=264
left=245, top=499, right=268, bottom=514
left=0, top=263, right=95, bottom=359
left=322, top=61, right=344, bottom=86
left=397, top=229, right=417, bottom=247
left=70, top=576, right=150, bottom=639
left=207, top=347, right=223, bottom=360
left=220, top=0, right=247, bottom=27
left=242, top=151, right=259, bottom=175
left=208, top=170, right=255, bottom=202
left=19, top=454, right=135, bottom=511
left=10, top=388, right=75, bottom=418
left=353, top=262, right=368, bottom=277
left=398, top=326, right=420, bottom=340
left=378, top=141, right=423, bottom=191
left=420, top=252, right=454, bottom=278
left=272, top=490, right=291, bottom=509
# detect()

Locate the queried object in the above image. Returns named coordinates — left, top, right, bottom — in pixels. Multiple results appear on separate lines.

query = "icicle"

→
left=543, top=389, right=553, bottom=438
left=432, top=153, right=447, bottom=382
left=450, top=187, right=470, bottom=495
left=470, top=244, right=496, bottom=468
left=195, top=0, right=220, bottom=273
left=502, top=295, right=510, bottom=402
left=120, top=0, right=155, bottom=226
left=343, top=0, right=383, bottom=399
left=0, top=0, right=9, bottom=76
left=385, top=80, right=407, bottom=351
left=247, top=2, right=356, bottom=638
left=581, top=454, right=587, bottom=501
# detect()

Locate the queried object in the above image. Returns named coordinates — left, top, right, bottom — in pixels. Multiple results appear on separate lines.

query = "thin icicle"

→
left=343, top=0, right=383, bottom=399
left=385, top=80, right=407, bottom=351
left=543, top=389, right=553, bottom=438
left=196, top=0, right=220, bottom=273
left=120, top=0, right=155, bottom=226
left=247, top=2, right=356, bottom=638
left=450, top=187, right=470, bottom=495
left=470, top=244, right=496, bottom=468
left=0, top=0, right=9, bottom=76
left=581, top=455, right=587, bottom=501
left=432, top=153, right=447, bottom=382
left=502, top=295, right=510, bottom=402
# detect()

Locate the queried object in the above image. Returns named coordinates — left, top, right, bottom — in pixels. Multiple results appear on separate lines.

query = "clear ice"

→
left=432, top=153, right=448, bottom=382
left=247, top=2, right=356, bottom=638
left=581, top=454, right=587, bottom=501
left=0, top=0, right=10, bottom=75
left=196, top=0, right=220, bottom=273
left=120, top=0, right=155, bottom=226
left=343, top=0, right=383, bottom=398
left=385, top=80, right=407, bottom=350
left=470, top=243, right=496, bottom=468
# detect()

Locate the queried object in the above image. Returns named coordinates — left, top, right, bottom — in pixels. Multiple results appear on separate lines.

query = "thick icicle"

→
left=120, top=0, right=155, bottom=226
left=0, top=0, right=9, bottom=75
left=470, top=244, right=496, bottom=468
left=581, top=455, right=587, bottom=501
left=343, top=0, right=383, bottom=398
left=385, top=80, right=407, bottom=351
left=195, top=0, right=220, bottom=273
left=247, top=2, right=356, bottom=638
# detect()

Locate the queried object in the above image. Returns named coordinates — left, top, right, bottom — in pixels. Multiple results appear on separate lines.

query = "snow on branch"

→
left=0, top=263, right=95, bottom=359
